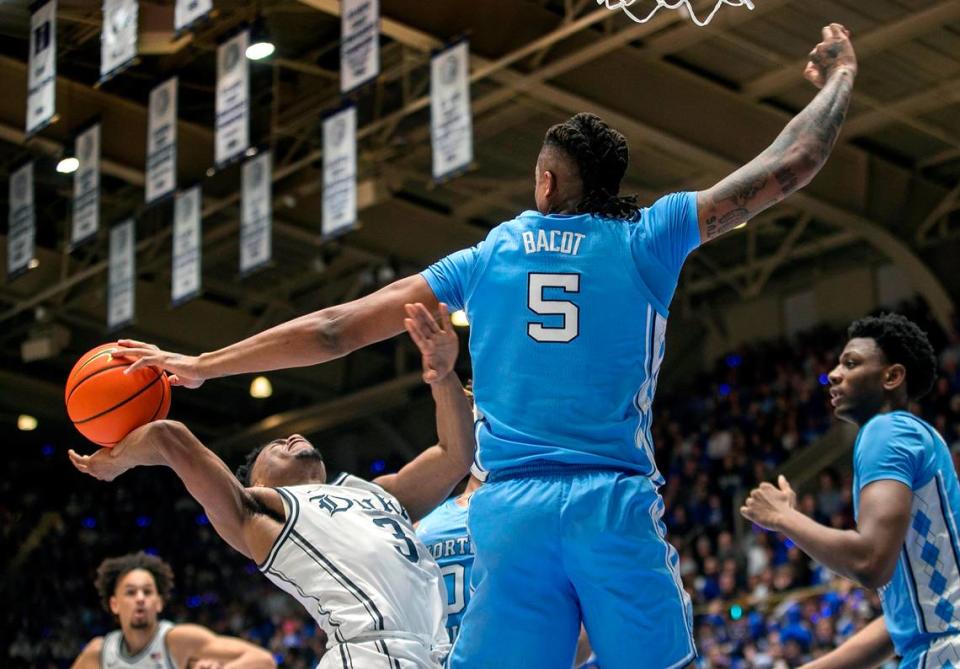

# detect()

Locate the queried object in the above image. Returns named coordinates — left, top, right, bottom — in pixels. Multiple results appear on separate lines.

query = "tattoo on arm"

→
left=699, top=69, right=854, bottom=243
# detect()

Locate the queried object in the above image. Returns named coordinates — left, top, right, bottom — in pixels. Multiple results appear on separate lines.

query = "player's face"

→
left=251, top=434, right=327, bottom=487
left=110, top=569, right=162, bottom=631
left=827, top=337, right=889, bottom=425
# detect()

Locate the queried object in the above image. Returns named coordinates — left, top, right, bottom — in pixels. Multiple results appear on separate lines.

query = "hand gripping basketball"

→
left=804, top=23, right=857, bottom=89
left=114, top=339, right=206, bottom=389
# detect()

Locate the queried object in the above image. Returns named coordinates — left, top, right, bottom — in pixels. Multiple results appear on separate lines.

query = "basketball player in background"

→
left=70, top=551, right=274, bottom=669
left=116, top=24, right=857, bottom=668
left=69, top=304, right=473, bottom=668
left=742, top=314, right=960, bottom=668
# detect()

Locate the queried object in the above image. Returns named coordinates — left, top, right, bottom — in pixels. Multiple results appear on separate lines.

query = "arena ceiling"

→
left=1, top=0, right=959, bottom=464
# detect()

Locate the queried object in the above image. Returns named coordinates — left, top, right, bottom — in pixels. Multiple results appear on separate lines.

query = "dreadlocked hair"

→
left=848, top=313, right=938, bottom=400
left=543, top=112, right=639, bottom=220
left=95, top=552, right=174, bottom=613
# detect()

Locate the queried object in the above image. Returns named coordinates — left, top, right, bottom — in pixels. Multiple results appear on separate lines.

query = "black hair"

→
left=95, top=552, right=174, bottom=613
left=235, top=443, right=266, bottom=487
left=847, top=313, right=938, bottom=400
left=543, top=112, right=639, bottom=220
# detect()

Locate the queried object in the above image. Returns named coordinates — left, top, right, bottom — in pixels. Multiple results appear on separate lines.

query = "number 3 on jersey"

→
left=527, top=273, right=580, bottom=343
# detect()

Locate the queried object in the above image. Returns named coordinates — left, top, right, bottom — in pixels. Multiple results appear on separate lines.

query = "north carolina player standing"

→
left=743, top=314, right=960, bottom=669
left=70, top=304, right=474, bottom=669
left=117, top=24, right=858, bottom=669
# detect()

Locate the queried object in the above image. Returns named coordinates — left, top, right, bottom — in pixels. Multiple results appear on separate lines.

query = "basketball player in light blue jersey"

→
left=743, top=314, right=960, bottom=669
left=117, top=24, right=858, bottom=668
left=415, top=471, right=482, bottom=644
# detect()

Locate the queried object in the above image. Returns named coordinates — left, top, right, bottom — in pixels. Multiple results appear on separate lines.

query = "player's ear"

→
left=156, top=596, right=164, bottom=613
left=883, top=363, right=906, bottom=392
left=109, top=595, right=120, bottom=616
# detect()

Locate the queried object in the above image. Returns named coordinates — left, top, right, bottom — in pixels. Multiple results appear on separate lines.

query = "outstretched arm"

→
left=168, top=624, right=275, bottom=669
left=799, top=616, right=894, bottom=669
left=117, top=274, right=439, bottom=388
left=741, top=476, right=912, bottom=589
left=374, top=303, right=475, bottom=522
left=697, top=23, right=857, bottom=243
left=69, top=421, right=284, bottom=563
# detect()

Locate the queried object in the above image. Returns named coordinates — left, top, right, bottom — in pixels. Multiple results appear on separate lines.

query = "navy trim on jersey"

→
left=339, top=643, right=351, bottom=669
left=290, top=528, right=385, bottom=630
left=903, top=546, right=931, bottom=634
left=331, top=472, right=350, bottom=486
left=269, top=564, right=347, bottom=643
left=935, top=472, right=960, bottom=581
left=376, top=639, right=401, bottom=669
left=258, top=487, right=300, bottom=573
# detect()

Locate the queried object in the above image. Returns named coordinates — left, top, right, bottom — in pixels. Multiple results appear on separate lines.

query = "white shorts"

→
left=319, top=637, right=445, bottom=669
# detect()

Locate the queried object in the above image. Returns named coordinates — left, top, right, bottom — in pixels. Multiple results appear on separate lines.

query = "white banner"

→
left=172, top=186, right=201, bottom=304
left=240, top=152, right=271, bottom=274
left=108, top=219, right=135, bottom=330
left=100, top=0, right=138, bottom=83
left=174, top=0, right=212, bottom=33
left=71, top=123, right=100, bottom=247
left=430, top=41, right=473, bottom=180
left=146, top=77, right=177, bottom=204
left=323, top=105, right=357, bottom=237
left=340, top=0, right=379, bottom=93
left=7, top=163, right=35, bottom=280
left=215, top=30, right=250, bottom=167
left=26, top=0, right=57, bottom=135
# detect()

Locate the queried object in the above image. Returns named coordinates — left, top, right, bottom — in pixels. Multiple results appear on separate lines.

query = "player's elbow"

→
left=782, top=144, right=820, bottom=191
left=853, top=554, right=897, bottom=590
left=307, top=308, right=348, bottom=359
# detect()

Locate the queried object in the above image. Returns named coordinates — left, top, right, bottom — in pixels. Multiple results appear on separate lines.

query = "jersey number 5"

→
left=527, top=273, right=580, bottom=343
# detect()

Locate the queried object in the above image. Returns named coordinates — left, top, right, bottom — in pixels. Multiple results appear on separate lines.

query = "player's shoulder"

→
left=166, top=622, right=213, bottom=645
left=73, top=637, right=104, bottom=668
left=861, top=411, right=928, bottom=441
left=331, top=472, right=388, bottom=495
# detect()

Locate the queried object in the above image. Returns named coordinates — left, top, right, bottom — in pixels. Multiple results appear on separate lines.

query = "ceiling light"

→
left=17, top=414, right=38, bottom=431
left=56, top=156, right=79, bottom=174
left=450, top=310, right=470, bottom=327
left=250, top=376, right=273, bottom=398
left=246, top=19, right=275, bottom=61
left=27, top=258, right=40, bottom=269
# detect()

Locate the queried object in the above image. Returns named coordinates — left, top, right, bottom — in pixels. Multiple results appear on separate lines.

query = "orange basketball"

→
left=65, top=344, right=171, bottom=447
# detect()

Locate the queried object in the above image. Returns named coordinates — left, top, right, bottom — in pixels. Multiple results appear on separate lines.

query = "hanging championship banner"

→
left=340, top=0, right=379, bottom=93
left=240, top=152, right=271, bottom=274
left=100, top=0, right=138, bottom=83
left=322, top=105, right=357, bottom=237
left=215, top=30, right=250, bottom=168
left=26, top=0, right=57, bottom=136
left=7, top=163, right=35, bottom=280
left=146, top=77, right=177, bottom=204
left=108, top=219, right=135, bottom=330
left=430, top=40, right=473, bottom=180
left=174, top=0, right=212, bottom=33
left=172, top=186, right=201, bottom=305
left=71, top=123, right=100, bottom=247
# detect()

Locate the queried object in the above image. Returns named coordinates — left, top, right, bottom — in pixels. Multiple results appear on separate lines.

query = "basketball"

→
left=65, top=344, right=171, bottom=447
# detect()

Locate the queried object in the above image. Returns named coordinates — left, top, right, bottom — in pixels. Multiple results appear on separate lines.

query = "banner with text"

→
left=340, top=0, right=379, bottom=93
left=430, top=40, right=473, bottom=180
left=71, top=123, right=100, bottom=247
left=100, top=0, right=138, bottom=83
left=323, top=105, right=357, bottom=237
left=146, top=77, right=177, bottom=204
left=7, top=163, right=35, bottom=280
left=240, top=152, right=271, bottom=274
left=215, top=30, right=250, bottom=167
left=175, top=0, right=212, bottom=33
left=172, top=186, right=201, bottom=305
left=108, top=219, right=135, bottom=330
left=26, top=0, right=57, bottom=135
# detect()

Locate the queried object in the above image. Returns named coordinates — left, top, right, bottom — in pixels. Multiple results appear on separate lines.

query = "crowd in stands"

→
left=5, top=299, right=959, bottom=668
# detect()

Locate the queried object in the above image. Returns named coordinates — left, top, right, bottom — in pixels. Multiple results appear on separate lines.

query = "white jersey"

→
left=259, top=474, right=449, bottom=666
left=100, top=620, right=175, bottom=669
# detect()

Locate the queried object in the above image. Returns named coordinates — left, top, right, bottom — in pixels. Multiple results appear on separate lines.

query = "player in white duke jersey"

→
left=115, top=24, right=858, bottom=669
left=69, top=304, right=474, bottom=669
left=70, top=551, right=274, bottom=669
left=743, top=314, right=960, bottom=669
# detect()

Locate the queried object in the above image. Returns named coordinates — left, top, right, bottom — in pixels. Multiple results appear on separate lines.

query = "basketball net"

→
left=599, top=0, right=755, bottom=27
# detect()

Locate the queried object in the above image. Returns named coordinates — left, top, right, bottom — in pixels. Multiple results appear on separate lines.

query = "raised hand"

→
left=114, top=339, right=206, bottom=389
left=404, top=302, right=459, bottom=384
left=740, top=475, right=798, bottom=532
left=804, top=23, right=857, bottom=89
left=68, top=422, right=168, bottom=481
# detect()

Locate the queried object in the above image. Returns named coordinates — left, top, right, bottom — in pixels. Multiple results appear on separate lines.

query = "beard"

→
left=293, top=447, right=324, bottom=464
left=129, top=618, right=151, bottom=630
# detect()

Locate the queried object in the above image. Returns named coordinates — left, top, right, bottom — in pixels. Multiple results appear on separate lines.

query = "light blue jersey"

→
left=421, top=192, right=699, bottom=482
left=416, top=496, right=473, bottom=643
left=852, top=411, right=960, bottom=666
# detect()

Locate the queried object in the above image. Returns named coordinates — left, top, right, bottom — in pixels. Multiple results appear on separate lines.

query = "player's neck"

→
left=857, top=397, right=910, bottom=427
left=121, top=621, right=158, bottom=656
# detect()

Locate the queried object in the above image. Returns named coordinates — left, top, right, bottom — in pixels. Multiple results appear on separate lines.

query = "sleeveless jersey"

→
left=416, top=496, right=474, bottom=643
left=421, top=192, right=700, bottom=482
left=853, top=411, right=960, bottom=663
left=100, top=620, right=175, bottom=669
left=259, top=474, right=448, bottom=655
